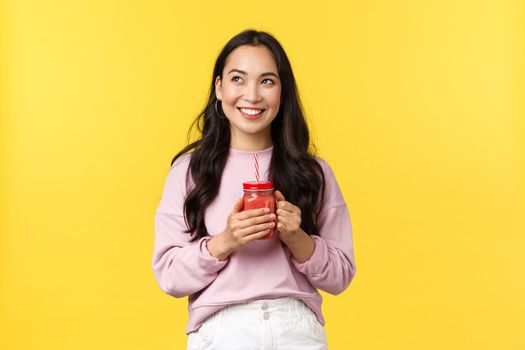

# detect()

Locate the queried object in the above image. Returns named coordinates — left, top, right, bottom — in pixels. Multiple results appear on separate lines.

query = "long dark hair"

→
left=171, top=29, right=326, bottom=242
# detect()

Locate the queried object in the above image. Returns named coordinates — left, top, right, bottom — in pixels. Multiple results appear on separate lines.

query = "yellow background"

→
left=1, top=0, right=524, bottom=349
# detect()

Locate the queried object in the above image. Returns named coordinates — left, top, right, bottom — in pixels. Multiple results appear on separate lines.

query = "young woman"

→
left=152, top=29, right=356, bottom=350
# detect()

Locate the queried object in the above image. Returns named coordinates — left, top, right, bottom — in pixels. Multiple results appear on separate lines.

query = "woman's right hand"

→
left=206, top=198, right=276, bottom=260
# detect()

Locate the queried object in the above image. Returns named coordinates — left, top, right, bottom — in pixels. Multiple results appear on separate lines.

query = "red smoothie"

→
left=242, top=181, right=276, bottom=240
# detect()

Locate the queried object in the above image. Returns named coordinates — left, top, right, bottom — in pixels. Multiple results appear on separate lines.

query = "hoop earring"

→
left=215, top=100, right=226, bottom=119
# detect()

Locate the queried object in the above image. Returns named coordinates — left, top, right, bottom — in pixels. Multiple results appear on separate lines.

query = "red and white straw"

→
left=253, top=152, right=260, bottom=182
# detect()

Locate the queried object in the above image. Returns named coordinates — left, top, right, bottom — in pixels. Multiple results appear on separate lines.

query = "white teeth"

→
left=240, top=108, right=263, bottom=115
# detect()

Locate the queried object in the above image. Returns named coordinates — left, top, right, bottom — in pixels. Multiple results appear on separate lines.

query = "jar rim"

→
left=243, top=181, right=274, bottom=190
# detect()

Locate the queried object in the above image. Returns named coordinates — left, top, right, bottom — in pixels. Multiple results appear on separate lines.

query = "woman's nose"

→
left=243, top=82, right=261, bottom=102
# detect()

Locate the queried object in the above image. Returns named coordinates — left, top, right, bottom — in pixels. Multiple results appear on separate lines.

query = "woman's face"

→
left=215, top=45, right=282, bottom=141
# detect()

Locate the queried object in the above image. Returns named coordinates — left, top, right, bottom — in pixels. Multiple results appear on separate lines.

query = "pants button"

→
left=263, top=312, right=270, bottom=320
left=261, top=302, right=269, bottom=310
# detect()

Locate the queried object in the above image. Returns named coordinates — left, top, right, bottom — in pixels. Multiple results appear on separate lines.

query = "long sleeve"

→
left=151, top=156, right=228, bottom=298
left=290, top=159, right=357, bottom=295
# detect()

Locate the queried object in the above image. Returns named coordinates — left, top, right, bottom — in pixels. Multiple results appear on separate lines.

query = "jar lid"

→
left=243, top=181, right=274, bottom=190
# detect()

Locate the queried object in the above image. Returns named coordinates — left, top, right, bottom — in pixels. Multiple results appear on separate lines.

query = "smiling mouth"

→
left=237, top=107, right=266, bottom=119
left=237, top=107, right=265, bottom=114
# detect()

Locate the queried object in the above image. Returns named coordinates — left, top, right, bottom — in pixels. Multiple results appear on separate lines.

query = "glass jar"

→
left=242, top=181, right=276, bottom=240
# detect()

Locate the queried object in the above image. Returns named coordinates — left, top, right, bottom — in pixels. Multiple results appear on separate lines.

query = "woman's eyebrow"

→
left=227, top=68, right=279, bottom=79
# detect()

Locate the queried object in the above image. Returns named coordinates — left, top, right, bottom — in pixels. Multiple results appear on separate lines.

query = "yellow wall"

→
left=1, top=0, right=524, bottom=349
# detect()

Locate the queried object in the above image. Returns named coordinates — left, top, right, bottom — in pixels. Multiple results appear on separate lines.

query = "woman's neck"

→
left=230, top=130, right=273, bottom=152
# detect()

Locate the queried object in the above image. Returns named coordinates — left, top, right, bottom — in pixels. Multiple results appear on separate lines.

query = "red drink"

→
left=242, top=181, right=276, bottom=240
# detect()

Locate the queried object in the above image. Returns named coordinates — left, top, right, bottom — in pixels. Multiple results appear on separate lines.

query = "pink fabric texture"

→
left=151, top=145, right=356, bottom=334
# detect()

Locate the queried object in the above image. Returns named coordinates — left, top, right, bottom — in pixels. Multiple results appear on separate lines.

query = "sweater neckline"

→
left=228, top=145, right=274, bottom=160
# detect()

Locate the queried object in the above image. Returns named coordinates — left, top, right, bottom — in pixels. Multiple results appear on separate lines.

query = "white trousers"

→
left=186, top=297, right=328, bottom=350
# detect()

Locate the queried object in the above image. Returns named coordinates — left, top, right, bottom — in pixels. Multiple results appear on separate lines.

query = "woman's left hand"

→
left=274, top=190, right=303, bottom=243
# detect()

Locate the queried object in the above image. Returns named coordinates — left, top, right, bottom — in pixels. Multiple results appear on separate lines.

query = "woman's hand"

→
left=274, top=190, right=315, bottom=262
left=206, top=198, right=276, bottom=260
left=274, top=190, right=303, bottom=243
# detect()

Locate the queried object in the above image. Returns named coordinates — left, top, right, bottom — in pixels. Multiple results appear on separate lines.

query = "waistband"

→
left=205, top=297, right=315, bottom=326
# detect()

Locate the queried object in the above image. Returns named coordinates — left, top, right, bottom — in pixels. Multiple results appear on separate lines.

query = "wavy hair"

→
left=170, top=29, right=326, bottom=242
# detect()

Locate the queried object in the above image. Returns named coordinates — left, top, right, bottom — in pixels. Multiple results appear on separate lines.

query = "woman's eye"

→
left=231, top=76, right=274, bottom=85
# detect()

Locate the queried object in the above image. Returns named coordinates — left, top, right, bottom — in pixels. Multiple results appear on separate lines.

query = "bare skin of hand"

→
left=274, top=190, right=315, bottom=263
left=206, top=198, right=276, bottom=261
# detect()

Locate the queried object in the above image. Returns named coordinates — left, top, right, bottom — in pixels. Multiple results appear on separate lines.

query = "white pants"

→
left=186, top=297, right=328, bottom=350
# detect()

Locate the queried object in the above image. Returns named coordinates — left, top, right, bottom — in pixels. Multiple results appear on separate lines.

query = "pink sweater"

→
left=152, top=145, right=356, bottom=334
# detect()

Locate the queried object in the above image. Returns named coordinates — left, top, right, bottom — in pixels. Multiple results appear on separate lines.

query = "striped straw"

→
left=253, top=152, right=260, bottom=182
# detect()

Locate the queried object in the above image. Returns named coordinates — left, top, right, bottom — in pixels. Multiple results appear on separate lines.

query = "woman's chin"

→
left=231, top=121, right=271, bottom=136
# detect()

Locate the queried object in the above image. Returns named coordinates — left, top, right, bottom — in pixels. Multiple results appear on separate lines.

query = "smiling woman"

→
left=151, top=29, right=356, bottom=350
left=215, top=45, right=282, bottom=149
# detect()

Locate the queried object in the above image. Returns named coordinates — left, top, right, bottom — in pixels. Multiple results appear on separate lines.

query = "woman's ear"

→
left=215, top=75, right=222, bottom=101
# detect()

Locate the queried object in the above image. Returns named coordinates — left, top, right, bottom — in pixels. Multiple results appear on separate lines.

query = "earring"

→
left=215, top=100, right=226, bottom=119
